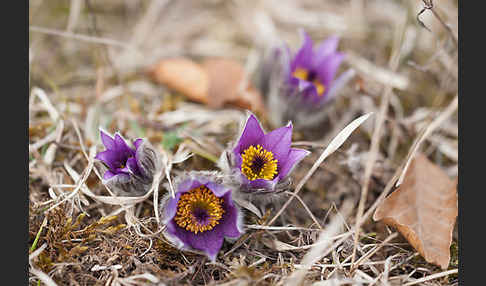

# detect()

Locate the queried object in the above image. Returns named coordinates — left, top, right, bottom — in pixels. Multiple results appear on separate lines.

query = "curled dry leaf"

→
left=373, top=153, right=458, bottom=269
left=148, top=57, right=264, bottom=113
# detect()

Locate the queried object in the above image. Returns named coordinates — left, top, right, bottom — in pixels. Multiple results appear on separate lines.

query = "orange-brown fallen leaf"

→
left=373, top=153, right=458, bottom=270
left=148, top=57, right=265, bottom=113
left=148, top=58, right=210, bottom=104
left=201, top=58, right=265, bottom=113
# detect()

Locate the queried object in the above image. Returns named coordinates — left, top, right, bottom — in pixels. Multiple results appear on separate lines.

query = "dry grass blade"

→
left=29, top=243, right=47, bottom=261
left=396, top=95, right=458, bottom=187
left=30, top=267, right=59, bottom=286
left=233, top=197, right=262, bottom=218
left=265, top=232, right=352, bottom=252
left=346, top=52, right=409, bottom=90
left=66, top=0, right=82, bottom=32
left=30, top=87, right=59, bottom=121
left=403, top=269, right=457, bottom=286
left=43, top=120, right=64, bottom=165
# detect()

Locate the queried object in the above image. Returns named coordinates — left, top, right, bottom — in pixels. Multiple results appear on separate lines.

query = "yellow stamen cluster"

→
left=241, top=145, right=278, bottom=181
left=313, top=81, right=325, bottom=95
left=292, top=67, right=326, bottom=96
left=292, top=68, right=308, bottom=81
left=174, top=186, right=225, bottom=234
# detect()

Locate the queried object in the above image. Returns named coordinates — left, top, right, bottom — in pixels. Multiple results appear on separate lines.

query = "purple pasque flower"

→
left=95, top=129, right=143, bottom=180
left=287, top=31, right=345, bottom=106
left=260, top=30, right=355, bottom=129
left=230, top=113, right=310, bottom=192
left=95, top=129, right=161, bottom=196
left=161, top=172, right=243, bottom=261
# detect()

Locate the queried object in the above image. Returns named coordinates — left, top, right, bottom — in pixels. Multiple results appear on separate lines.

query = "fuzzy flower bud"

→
left=95, top=129, right=162, bottom=196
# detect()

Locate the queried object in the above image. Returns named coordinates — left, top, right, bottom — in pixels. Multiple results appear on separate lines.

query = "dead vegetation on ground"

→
left=29, top=0, right=458, bottom=285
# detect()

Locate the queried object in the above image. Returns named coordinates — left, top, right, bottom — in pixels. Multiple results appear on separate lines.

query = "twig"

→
left=417, top=0, right=458, bottom=48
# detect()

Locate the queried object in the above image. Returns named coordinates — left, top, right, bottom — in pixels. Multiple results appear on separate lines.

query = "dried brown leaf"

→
left=148, top=57, right=264, bottom=113
left=149, top=58, right=210, bottom=104
left=201, top=58, right=265, bottom=113
left=373, top=153, right=458, bottom=269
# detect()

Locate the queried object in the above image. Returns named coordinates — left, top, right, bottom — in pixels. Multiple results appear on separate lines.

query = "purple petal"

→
left=290, top=30, right=314, bottom=72
left=315, top=52, right=345, bottom=87
left=278, top=148, right=310, bottom=178
left=233, top=114, right=265, bottom=157
left=321, top=68, right=355, bottom=105
left=167, top=221, right=224, bottom=261
left=314, top=36, right=340, bottom=65
left=100, top=130, right=116, bottom=149
left=165, top=189, right=241, bottom=261
left=103, top=170, right=117, bottom=180
left=218, top=191, right=242, bottom=238
left=163, top=192, right=182, bottom=224
left=95, top=150, right=122, bottom=170
left=114, top=133, right=135, bottom=155
left=177, top=179, right=204, bottom=194
left=205, top=182, right=231, bottom=198
left=259, top=123, right=293, bottom=164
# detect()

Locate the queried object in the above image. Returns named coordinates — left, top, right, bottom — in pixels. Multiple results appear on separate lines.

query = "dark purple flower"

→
left=230, top=113, right=310, bottom=192
left=161, top=172, right=243, bottom=261
left=95, top=129, right=161, bottom=196
left=287, top=31, right=345, bottom=105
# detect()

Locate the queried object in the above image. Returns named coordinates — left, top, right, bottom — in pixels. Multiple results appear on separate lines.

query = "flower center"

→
left=240, top=145, right=278, bottom=181
left=292, top=67, right=326, bottom=96
left=174, top=186, right=225, bottom=234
